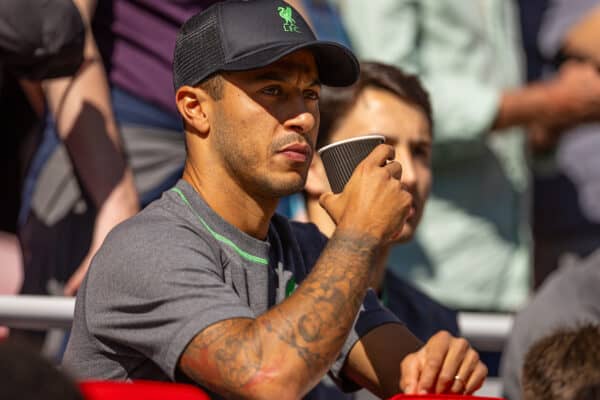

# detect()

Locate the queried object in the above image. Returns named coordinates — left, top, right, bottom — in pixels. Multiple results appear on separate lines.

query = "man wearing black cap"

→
left=63, top=2, right=486, bottom=398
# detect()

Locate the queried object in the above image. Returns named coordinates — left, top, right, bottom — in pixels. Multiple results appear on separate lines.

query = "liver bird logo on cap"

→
left=277, top=5, right=300, bottom=33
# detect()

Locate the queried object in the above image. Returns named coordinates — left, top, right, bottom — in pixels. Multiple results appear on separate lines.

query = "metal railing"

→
left=0, top=295, right=75, bottom=330
left=0, top=295, right=510, bottom=397
left=0, top=295, right=514, bottom=351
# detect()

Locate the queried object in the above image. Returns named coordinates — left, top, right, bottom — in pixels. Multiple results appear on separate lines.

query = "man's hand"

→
left=526, top=122, right=562, bottom=153
left=496, top=60, right=600, bottom=132
left=319, top=144, right=414, bottom=244
left=400, top=331, right=487, bottom=395
left=543, top=61, right=600, bottom=128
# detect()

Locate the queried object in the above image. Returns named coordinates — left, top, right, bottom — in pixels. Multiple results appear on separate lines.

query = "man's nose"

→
left=396, top=149, right=417, bottom=190
left=284, top=105, right=317, bottom=135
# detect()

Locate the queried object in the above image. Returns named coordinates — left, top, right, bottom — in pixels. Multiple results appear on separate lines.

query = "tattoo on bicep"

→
left=181, top=233, right=379, bottom=386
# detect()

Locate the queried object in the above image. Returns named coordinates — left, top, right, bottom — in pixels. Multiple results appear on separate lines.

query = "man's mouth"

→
left=278, top=143, right=312, bottom=162
left=406, top=198, right=418, bottom=221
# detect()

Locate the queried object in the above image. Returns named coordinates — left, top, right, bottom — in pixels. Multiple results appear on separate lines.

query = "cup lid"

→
left=317, top=134, right=385, bottom=155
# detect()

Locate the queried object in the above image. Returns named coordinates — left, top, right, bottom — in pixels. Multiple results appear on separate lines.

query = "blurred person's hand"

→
left=525, top=61, right=600, bottom=153
left=400, top=331, right=487, bottom=395
left=544, top=60, right=600, bottom=128
left=497, top=60, right=600, bottom=134
left=527, top=122, right=562, bottom=153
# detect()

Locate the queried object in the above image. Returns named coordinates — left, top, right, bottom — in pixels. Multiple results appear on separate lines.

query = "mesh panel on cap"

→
left=173, top=9, right=225, bottom=89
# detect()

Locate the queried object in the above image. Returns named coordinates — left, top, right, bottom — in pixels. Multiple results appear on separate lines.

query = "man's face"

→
left=209, top=50, right=321, bottom=199
left=323, top=87, right=432, bottom=242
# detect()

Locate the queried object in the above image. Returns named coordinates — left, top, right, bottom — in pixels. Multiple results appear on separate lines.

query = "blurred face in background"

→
left=309, top=86, right=432, bottom=242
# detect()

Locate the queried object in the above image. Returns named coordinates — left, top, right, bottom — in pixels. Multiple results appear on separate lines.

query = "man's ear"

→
left=175, top=86, right=211, bottom=135
left=305, top=155, right=331, bottom=197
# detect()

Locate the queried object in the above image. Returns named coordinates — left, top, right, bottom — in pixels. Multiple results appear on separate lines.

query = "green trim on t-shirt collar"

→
left=170, top=187, right=269, bottom=265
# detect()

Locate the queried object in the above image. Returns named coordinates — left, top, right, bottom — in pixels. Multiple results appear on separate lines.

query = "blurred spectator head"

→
left=306, top=61, right=433, bottom=242
left=0, top=339, right=83, bottom=400
left=0, top=0, right=84, bottom=80
left=522, top=324, right=600, bottom=400
left=317, top=61, right=433, bottom=150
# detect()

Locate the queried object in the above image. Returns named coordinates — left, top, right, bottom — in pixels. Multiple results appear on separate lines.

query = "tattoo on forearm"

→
left=260, top=232, right=380, bottom=370
left=181, top=232, right=380, bottom=392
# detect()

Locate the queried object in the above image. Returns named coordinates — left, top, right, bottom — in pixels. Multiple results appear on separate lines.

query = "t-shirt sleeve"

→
left=84, top=218, right=255, bottom=381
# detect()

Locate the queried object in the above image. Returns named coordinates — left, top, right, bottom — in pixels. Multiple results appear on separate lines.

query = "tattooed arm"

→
left=179, top=231, right=380, bottom=399
left=179, top=145, right=412, bottom=399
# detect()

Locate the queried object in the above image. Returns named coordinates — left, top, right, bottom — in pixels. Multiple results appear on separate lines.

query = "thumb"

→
left=318, top=191, right=342, bottom=225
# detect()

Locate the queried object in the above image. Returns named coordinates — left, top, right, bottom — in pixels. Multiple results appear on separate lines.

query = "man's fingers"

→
left=384, top=160, right=403, bottom=180
left=404, top=331, right=488, bottom=396
left=435, top=337, right=469, bottom=393
left=450, top=347, right=480, bottom=393
left=400, top=353, right=421, bottom=394
left=362, top=144, right=395, bottom=168
left=416, top=331, right=451, bottom=394
left=464, top=361, right=488, bottom=395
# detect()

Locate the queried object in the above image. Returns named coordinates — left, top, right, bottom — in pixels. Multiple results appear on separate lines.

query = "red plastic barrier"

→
left=79, top=380, right=210, bottom=400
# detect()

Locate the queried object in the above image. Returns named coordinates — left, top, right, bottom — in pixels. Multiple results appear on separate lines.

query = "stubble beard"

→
left=213, top=125, right=308, bottom=200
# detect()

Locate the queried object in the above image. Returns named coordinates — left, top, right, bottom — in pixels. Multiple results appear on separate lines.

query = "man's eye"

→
left=262, top=86, right=282, bottom=96
left=304, top=90, right=320, bottom=100
left=413, top=146, right=431, bottom=161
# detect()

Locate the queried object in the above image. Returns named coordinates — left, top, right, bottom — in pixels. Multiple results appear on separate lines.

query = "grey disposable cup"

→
left=317, top=134, right=386, bottom=194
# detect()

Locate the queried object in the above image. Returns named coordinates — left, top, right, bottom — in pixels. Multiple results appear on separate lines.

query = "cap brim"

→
left=220, top=40, right=359, bottom=87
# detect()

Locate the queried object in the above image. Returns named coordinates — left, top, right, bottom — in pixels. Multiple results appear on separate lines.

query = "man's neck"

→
left=183, top=161, right=277, bottom=240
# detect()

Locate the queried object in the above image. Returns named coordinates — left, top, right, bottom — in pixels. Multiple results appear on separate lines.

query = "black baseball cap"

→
left=173, top=0, right=359, bottom=89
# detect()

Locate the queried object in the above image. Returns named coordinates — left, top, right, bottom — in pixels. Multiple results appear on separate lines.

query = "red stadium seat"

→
left=79, top=380, right=211, bottom=400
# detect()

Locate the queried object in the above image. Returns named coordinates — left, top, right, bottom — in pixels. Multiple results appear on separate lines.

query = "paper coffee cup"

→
left=317, top=134, right=385, bottom=193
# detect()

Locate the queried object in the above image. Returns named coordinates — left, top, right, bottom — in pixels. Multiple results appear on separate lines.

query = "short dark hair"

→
left=198, top=74, right=224, bottom=100
left=317, top=61, right=433, bottom=149
left=180, top=74, right=224, bottom=134
left=522, top=324, right=600, bottom=400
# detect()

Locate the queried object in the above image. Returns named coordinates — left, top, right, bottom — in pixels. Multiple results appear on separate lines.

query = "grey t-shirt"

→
left=63, top=179, right=399, bottom=397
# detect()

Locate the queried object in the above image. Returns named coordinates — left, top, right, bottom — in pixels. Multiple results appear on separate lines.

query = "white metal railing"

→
left=0, top=295, right=509, bottom=397
left=0, top=295, right=75, bottom=330
left=458, top=311, right=514, bottom=351
left=0, top=295, right=514, bottom=351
